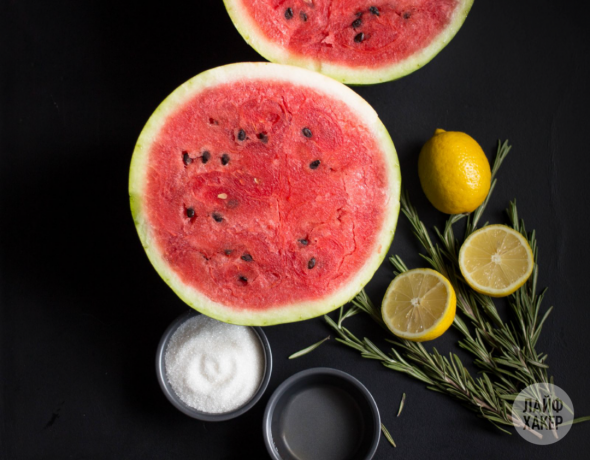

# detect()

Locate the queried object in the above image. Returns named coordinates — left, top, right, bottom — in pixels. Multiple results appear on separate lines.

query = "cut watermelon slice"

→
left=224, top=0, right=473, bottom=84
left=129, top=63, right=400, bottom=325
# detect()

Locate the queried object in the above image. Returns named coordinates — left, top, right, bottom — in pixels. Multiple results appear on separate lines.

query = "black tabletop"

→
left=2, top=1, right=590, bottom=459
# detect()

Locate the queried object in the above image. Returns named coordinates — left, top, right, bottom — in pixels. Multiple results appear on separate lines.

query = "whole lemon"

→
left=418, top=129, right=491, bottom=214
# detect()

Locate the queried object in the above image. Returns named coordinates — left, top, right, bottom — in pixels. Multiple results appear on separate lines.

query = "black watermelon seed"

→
left=403, top=11, right=411, bottom=19
left=258, top=133, right=268, bottom=143
left=302, top=127, right=312, bottom=138
left=224, top=249, right=233, bottom=255
left=369, top=6, right=380, bottom=16
left=212, top=213, right=224, bottom=222
left=186, top=207, right=195, bottom=218
left=237, top=129, right=246, bottom=141
left=309, top=160, right=321, bottom=169
left=238, top=275, right=248, bottom=284
left=221, top=153, right=230, bottom=165
left=182, top=152, right=192, bottom=165
left=202, top=151, right=211, bottom=164
left=285, top=7, right=293, bottom=19
left=300, top=11, right=308, bottom=21
left=308, top=257, right=316, bottom=269
left=227, top=199, right=240, bottom=209
left=354, top=32, right=365, bottom=43
left=299, top=238, right=309, bottom=245
left=241, top=253, right=253, bottom=262
left=209, top=118, right=219, bottom=125
left=351, top=18, right=362, bottom=28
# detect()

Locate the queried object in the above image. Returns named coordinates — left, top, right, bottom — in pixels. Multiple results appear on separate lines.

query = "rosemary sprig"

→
left=326, top=297, right=524, bottom=436
left=398, top=141, right=554, bottom=392
left=326, top=140, right=587, bottom=435
left=398, top=198, right=546, bottom=393
left=288, top=336, right=330, bottom=359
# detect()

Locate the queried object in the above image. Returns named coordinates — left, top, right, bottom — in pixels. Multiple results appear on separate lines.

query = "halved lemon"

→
left=458, top=224, right=534, bottom=297
left=381, top=268, right=456, bottom=342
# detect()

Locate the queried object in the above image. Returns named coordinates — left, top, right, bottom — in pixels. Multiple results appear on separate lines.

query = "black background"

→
left=2, top=1, right=590, bottom=459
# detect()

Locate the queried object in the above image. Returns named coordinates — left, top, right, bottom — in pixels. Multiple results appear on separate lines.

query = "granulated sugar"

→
left=164, top=315, right=264, bottom=413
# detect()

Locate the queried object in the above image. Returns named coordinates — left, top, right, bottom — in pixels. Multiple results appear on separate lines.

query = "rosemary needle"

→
left=397, top=393, right=406, bottom=417
left=289, top=335, right=330, bottom=359
left=381, top=423, right=396, bottom=447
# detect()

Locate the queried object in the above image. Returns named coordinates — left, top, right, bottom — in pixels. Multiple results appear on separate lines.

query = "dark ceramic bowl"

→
left=263, top=367, right=381, bottom=460
left=155, top=310, right=272, bottom=421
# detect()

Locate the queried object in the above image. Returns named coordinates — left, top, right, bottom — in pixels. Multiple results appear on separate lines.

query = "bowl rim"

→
left=155, top=310, right=273, bottom=421
left=262, top=367, right=381, bottom=460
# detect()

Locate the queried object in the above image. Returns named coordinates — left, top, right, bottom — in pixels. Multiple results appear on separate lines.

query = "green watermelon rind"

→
left=129, top=62, right=400, bottom=325
left=223, top=0, right=474, bottom=85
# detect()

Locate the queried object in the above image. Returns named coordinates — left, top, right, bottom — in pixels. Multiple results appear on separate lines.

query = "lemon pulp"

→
left=459, top=224, right=534, bottom=297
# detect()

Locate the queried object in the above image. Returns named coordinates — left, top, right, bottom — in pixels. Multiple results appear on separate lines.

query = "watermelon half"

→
left=129, top=63, right=400, bottom=325
left=224, top=0, right=473, bottom=85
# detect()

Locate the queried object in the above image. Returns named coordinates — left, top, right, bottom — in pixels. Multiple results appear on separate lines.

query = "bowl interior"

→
left=156, top=310, right=272, bottom=421
left=264, top=368, right=380, bottom=460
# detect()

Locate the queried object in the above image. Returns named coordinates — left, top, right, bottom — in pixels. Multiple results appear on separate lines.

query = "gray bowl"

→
left=155, top=310, right=272, bottom=421
left=263, top=368, right=381, bottom=460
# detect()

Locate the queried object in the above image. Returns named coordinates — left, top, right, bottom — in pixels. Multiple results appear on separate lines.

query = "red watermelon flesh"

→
left=147, top=83, right=386, bottom=308
left=130, top=63, right=400, bottom=325
left=224, top=0, right=473, bottom=84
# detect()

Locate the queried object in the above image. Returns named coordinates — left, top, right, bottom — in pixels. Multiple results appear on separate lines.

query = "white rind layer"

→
left=129, top=62, right=401, bottom=325
left=223, top=0, right=474, bottom=85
